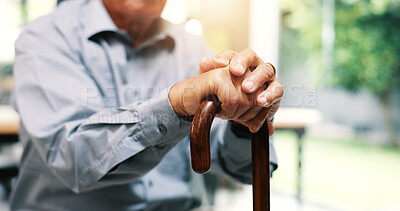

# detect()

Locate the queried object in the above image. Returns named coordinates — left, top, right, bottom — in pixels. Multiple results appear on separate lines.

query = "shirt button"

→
left=158, top=124, right=167, bottom=134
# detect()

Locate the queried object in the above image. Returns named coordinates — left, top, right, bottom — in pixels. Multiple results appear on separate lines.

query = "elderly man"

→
left=10, top=0, right=283, bottom=210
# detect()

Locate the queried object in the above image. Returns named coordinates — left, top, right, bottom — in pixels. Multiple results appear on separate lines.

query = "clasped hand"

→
left=169, top=49, right=283, bottom=135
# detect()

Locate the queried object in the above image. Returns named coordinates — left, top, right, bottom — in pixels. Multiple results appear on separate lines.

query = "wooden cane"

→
left=190, top=96, right=270, bottom=211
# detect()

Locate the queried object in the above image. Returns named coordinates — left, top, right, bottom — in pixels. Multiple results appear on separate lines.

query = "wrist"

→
left=168, top=83, right=188, bottom=116
left=168, top=73, right=213, bottom=116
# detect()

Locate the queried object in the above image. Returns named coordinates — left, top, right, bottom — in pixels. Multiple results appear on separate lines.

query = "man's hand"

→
left=169, top=63, right=282, bottom=134
left=198, top=49, right=283, bottom=135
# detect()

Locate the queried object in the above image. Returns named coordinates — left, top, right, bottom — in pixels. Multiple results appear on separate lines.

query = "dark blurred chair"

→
left=0, top=153, right=18, bottom=199
left=0, top=105, right=19, bottom=199
left=0, top=136, right=19, bottom=199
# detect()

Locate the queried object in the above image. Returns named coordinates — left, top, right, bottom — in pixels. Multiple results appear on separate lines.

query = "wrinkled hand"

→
left=169, top=67, right=262, bottom=132
left=169, top=49, right=283, bottom=135
left=198, top=49, right=283, bottom=135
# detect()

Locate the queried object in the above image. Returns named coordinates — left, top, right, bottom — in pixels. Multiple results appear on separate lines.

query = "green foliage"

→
left=334, top=0, right=400, bottom=95
left=280, top=0, right=400, bottom=95
left=0, top=63, right=13, bottom=77
left=272, top=130, right=400, bottom=209
left=20, top=0, right=28, bottom=25
left=280, top=0, right=323, bottom=82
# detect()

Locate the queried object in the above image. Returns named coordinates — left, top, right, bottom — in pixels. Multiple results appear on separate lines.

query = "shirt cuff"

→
left=137, top=87, right=192, bottom=146
left=221, top=121, right=252, bottom=159
left=229, top=121, right=252, bottom=139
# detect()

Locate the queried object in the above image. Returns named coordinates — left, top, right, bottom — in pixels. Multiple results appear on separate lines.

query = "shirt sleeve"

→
left=13, top=21, right=192, bottom=193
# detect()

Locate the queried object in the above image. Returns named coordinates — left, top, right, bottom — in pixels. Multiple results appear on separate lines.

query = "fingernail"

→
left=258, top=96, right=267, bottom=105
left=243, top=80, right=254, bottom=90
left=234, top=63, right=244, bottom=74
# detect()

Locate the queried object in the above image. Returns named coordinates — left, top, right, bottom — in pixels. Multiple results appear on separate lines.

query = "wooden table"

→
left=273, top=107, right=322, bottom=203
left=0, top=106, right=19, bottom=143
left=0, top=106, right=20, bottom=196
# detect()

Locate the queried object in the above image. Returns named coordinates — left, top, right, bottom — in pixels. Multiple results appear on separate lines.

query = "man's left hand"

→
left=199, top=49, right=283, bottom=136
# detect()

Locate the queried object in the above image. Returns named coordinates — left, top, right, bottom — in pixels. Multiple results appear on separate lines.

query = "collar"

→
left=83, top=0, right=174, bottom=49
left=83, top=0, right=118, bottom=39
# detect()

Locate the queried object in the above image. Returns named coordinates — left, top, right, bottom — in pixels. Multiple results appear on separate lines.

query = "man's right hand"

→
left=169, top=67, right=270, bottom=133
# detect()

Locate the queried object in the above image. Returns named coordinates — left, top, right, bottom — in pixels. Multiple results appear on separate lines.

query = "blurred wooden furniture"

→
left=0, top=106, right=19, bottom=198
left=0, top=106, right=19, bottom=138
left=273, top=107, right=322, bottom=203
left=0, top=77, right=14, bottom=92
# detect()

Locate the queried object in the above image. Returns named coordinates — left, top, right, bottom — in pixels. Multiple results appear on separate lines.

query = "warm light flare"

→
left=161, top=0, right=186, bottom=24
left=185, top=19, right=203, bottom=36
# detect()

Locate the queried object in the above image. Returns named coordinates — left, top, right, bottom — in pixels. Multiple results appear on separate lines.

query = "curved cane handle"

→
left=190, top=96, right=221, bottom=174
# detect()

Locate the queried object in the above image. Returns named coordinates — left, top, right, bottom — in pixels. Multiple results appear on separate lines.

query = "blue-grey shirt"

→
left=10, top=0, right=277, bottom=210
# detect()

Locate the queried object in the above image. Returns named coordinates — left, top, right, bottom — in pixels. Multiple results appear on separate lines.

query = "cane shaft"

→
left=252, top=122, right=270, bottom=211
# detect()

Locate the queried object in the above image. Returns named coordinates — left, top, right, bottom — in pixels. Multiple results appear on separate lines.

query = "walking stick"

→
left=190, top=96, right=270, bottom=211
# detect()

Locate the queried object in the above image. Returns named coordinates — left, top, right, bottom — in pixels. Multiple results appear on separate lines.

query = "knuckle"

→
left=227, top=49, right=236, bottom=55
left=244, top=48, right=256, bottom=57
left=276, top=86, right=284, bottom=97
left=243, top=96, right=254, bottom=106
left=260, top=64, right=275, bottom=79
left=244, top=100, right=253, bottom=107
left=240, top=115, right=253, bottom=122
left=213, top=69, right=225, bottom=80
left=214, top=54, right=223, bottom=60
left=229, top=94, right=240, bottom=106
left=219, top=49, right=236, bottom=57
left=220, top=49, right=230, bottom=55
left=247, top=121, right=257, bottom=131
left=270, top=82, right=284, bottom=97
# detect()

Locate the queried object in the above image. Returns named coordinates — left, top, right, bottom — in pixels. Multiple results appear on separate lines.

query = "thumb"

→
left=199, top=57, right=215, bottom=74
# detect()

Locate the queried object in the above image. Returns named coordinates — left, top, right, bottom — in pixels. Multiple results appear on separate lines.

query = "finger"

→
left=267, top=100, right=280, bottom=120
left=237, top=105, right=263, bottom=122
left=256, top=80, right=284, bottom=107
left=229, top=48, right=264, bottom=77
left=243, top=107, right=271, bottom=133
left=253, top=109, right=275, bottom=135
left=210, top=69, right=239, bottom=119
left=241, top=62, right=276, bottom=93
left=213, top=50, right=237, bottom=67
left=199, top=57, right=215, bottom=74
left=218, top=90, right=240, bottom=119
left=234, top=87, right=264, bottom=121
left=227, top=90, right=258, bottom=120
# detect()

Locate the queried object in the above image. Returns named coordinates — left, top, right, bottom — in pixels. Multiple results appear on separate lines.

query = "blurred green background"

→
left=272, top=130, right=400, bottom=210
left=275, top=0, right=400, bottom=209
